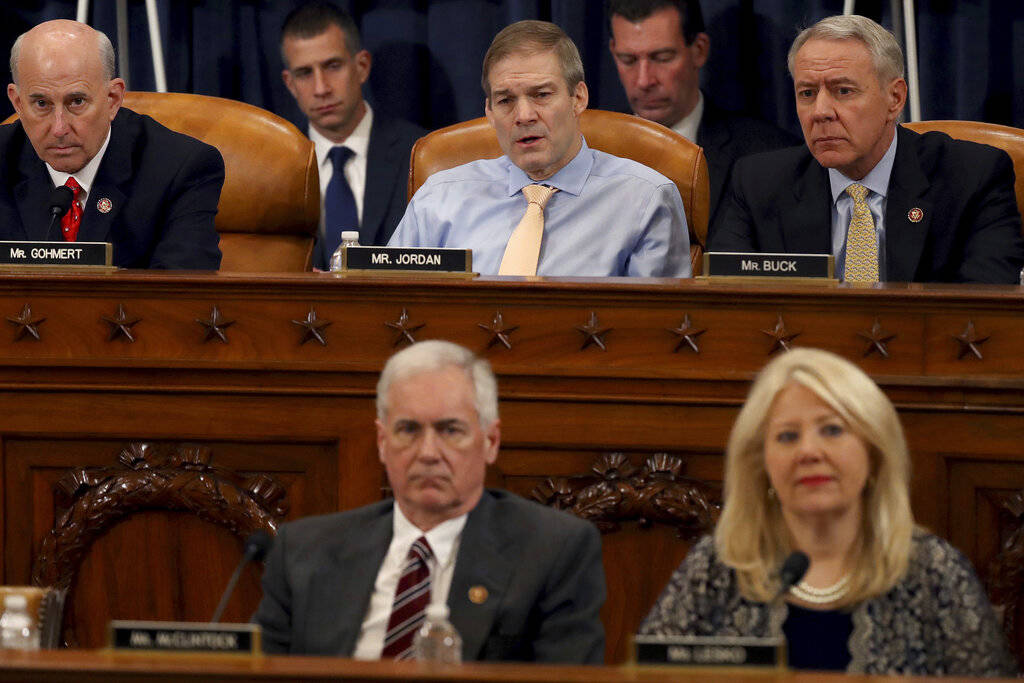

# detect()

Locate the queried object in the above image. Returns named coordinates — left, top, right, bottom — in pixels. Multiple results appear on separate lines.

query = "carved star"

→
left=477, top=311, right=519, bottom=350
left=102, top=304, right=141, bottom=343
left=196, top=305, right=235, bottom=344
left=857, top=318, right=896, bottom=359
left=6, top=303, right=45, bottom=341
left=667, top=314, right=706, bottom=353
left=953, top=320, right=989, bottom=360
left=385, top=308, right=425, bottom=347
left=575, top=311, right=612, bottom=351
left=760, top=314, right=800, bottom=354
left=291, top=307, right=331, bottom=346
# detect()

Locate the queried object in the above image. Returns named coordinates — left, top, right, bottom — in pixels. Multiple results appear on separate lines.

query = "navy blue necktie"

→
left=322, top=146, right=357, bottom=269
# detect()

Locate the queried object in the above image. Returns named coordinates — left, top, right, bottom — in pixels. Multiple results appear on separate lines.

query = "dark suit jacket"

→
left=709, top=125, right=1024, bottom=283
left=254, top=489, right=606, bottom=663
left=0, top=107, right=223, bottom=269
left=697, top=97, right=801, bottom=234
left=313, top=112, right=425, bottom=267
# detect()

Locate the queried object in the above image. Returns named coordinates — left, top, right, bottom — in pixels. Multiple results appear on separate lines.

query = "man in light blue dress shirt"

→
left=389, top=20, right=691, bottom=278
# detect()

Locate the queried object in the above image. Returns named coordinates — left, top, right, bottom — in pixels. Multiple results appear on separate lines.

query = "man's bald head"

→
left=10, top=20, right=116, bottom=85
left=7, top=19, right=125, bottom=174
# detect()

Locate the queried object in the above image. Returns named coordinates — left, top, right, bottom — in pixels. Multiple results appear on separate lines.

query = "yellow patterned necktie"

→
left=843, top=183, right=879, bottom=283
left=498, top=184, right=558, bottom=276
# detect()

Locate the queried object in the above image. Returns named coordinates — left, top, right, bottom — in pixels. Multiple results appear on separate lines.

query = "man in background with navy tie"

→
left=280, top=2, right=425, bottom=268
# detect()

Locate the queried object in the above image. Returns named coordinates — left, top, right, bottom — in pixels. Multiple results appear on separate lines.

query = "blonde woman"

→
left=640, top=348, right=1014, bottom=676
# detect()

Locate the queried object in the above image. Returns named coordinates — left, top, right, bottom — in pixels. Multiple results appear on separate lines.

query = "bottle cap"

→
left=425, top=603, right=449, bottom=621
left=341, top=231, right=359, bottom=240
left=3, top=594, right=27, bottom=610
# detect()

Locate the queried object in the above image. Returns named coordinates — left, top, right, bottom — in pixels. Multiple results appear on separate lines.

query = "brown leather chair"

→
left=408, top=109, right=710, bottom=274
left=4, top=92, right=319, bottom=271
left=903, top=120, right=1024, bottom=223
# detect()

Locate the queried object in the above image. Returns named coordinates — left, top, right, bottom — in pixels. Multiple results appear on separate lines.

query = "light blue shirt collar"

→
left=506, top=135, right=591, bottom=197
left=828, top=130, right=898, bottom=203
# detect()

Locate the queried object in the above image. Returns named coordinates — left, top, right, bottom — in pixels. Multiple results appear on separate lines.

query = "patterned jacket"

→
left=640, top=532, right=1016, bottom=677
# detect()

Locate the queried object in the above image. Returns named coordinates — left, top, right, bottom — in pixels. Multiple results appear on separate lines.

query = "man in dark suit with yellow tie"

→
left=709, top=14, right=1024, bottom=284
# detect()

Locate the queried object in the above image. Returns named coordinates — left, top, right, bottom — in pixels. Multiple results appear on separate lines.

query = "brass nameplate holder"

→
left=703, top=252, right=835, bottom=282
left=0, top=241, right=113, bottom=268
left=633, top=634, right=786, bottom=669
left=339, top=246, right=474, bottom=278
left=109, top=620, right=260, bottom=655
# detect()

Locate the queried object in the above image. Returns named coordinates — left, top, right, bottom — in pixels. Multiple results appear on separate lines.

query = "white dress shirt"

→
left=670, top=90, right=704, bottom=144
left=351, top=503, right=467, bottom=660
left=310, top=102, right=372, bottom=238
left=46, top=127, right=112, bottom=218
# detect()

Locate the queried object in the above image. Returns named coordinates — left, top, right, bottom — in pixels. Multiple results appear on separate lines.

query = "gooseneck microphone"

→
left=772, top=551, right=810, bottom=602
left=210, top=530, right=273, bottom=623
left=45, top=185, right=75, bottom=242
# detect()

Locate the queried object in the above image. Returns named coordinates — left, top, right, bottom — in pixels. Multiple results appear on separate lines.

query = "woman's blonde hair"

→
left=714, top=348, right=914, bottom=606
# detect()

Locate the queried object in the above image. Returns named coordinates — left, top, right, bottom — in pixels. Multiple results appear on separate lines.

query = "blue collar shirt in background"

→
left=389, top=137, right=692, bottom=277
left=829, top=132, right=898, bottom=281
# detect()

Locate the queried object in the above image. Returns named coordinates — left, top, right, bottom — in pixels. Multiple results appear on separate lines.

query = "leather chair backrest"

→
left=4, top=92, right=320, bottom=272
left=408, top=109, right=710, bottom=274
left=903, top=120, right=1024, bottom=224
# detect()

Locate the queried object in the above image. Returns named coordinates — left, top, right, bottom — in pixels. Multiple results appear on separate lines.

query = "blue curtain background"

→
left=3, top=1, right=1023, bottom=136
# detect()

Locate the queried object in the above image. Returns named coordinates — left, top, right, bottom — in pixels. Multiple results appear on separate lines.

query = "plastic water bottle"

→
left=329, top=231, right=361, bottom=272
left=0, top=594, right=38, bottom=650
left=413, top=603, right=462, bottom=663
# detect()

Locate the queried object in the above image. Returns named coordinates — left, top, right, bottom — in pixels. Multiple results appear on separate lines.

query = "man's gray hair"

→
left=787, top=14, right=904, bottom=84
left=10, top=24, right=116, bottom=84
left=376, top=340, right=499, bottom=427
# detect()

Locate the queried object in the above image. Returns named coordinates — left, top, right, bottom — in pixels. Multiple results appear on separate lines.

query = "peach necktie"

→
left=498, top=184, right=558, bottom=276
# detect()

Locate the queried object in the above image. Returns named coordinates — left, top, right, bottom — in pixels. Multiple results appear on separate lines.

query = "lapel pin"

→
left=907, top=207, right=923, bottom=223
left=97, top=197, right=113, bottom=214
left=468, top=586, right=488, bottom=604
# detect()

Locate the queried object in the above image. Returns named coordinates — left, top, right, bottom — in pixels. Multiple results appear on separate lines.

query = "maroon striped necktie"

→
left=380, top=536, right=433, bottom=659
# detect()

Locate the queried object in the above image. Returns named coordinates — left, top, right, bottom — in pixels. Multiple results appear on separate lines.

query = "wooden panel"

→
left=0, top=272, right=1023, bottom=664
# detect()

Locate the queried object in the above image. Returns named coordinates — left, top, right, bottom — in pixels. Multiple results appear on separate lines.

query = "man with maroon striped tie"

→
left=255, top=340, right=606, bottom=663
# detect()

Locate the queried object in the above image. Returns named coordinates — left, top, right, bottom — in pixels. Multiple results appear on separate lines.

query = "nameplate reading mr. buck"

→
left=704, top=252, right=834, bottom=280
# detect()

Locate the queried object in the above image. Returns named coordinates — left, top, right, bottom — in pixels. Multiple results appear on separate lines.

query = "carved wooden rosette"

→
left=30, top=442, right=288, bottom=646
left=531, top=452, right=721, bottom=537
left=983, top=489, right=1024, bottom=665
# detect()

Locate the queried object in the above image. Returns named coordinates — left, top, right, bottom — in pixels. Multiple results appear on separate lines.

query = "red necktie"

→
left=380, top=536, right=432, bottom=659
left=61, top=177, right=83, bottom=242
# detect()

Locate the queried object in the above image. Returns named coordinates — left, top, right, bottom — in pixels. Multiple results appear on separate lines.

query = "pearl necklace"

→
left=789, top=574, right=851, bottom=605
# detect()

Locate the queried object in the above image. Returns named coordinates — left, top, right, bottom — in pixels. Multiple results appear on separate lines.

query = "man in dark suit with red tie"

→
left=280, top=3, right=425, bottom=268
left=255, top=340, right=606, bottom=663
left=2, top=20, right=223, bottom=269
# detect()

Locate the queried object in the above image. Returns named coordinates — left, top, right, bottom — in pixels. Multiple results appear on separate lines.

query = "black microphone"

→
left=45, top=185, right=75, bottom=241
left=210, top=530, right=273, bottom=623
left=772, top=551, right=810, bottom=602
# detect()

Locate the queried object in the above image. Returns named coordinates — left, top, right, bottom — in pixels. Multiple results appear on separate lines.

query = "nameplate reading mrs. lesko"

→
left=0, top=240, right=112, bottom=267
left=633, top=635, right=785, bottom=669
left=109, top=620, right=260, bottom=655
left=704, top=252, right=834, bottom=279
left=342, top=246, right=472, bottom=273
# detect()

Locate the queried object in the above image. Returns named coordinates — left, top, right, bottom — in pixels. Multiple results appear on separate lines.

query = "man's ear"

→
left=483, top=419, right=501, bottom=465
left=107, top=77, right=126, bottom=120
left=7, top=83, right=21, bottom=117
left=690, top=32, right=711, bottom=69
left=572, top=81, right=589, bottom=117
left=375, top=419, right=387, bottom=464
left=887, top=78, right=908, bottom=121
left=355, top=49, right=372, bottom=85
